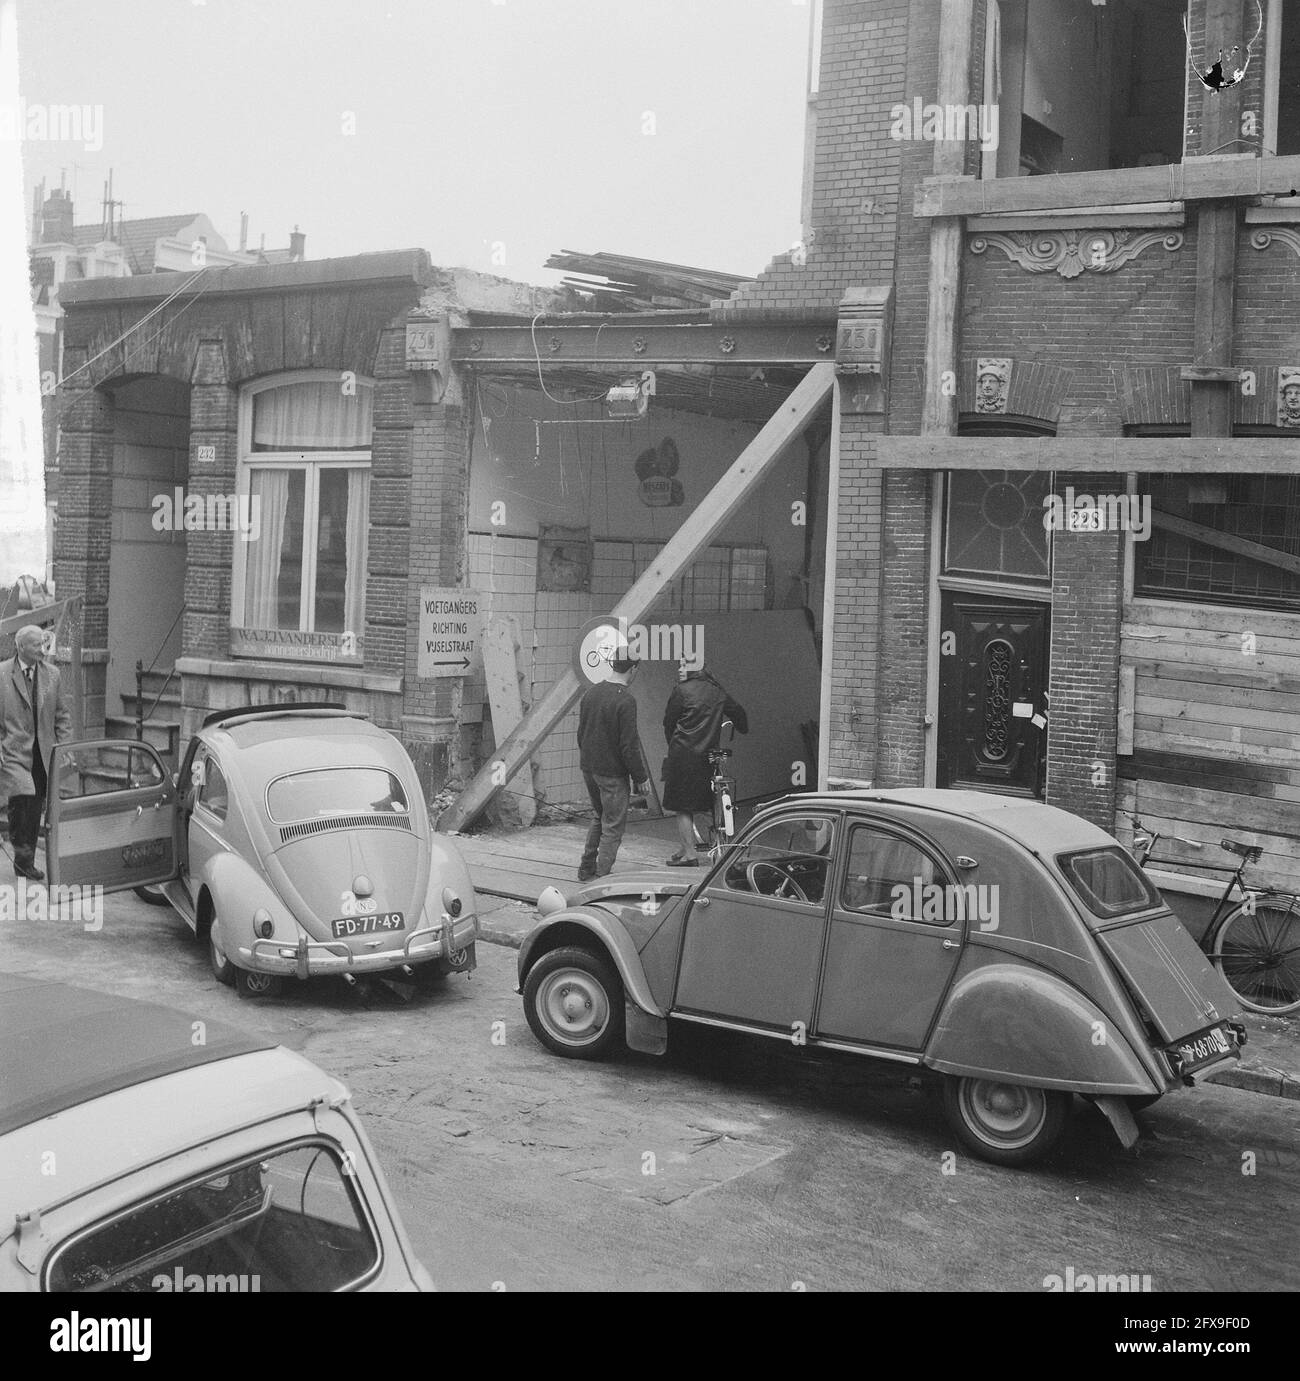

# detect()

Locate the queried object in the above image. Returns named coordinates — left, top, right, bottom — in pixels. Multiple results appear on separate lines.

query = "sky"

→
left=17, top=0, right=813, bottom=285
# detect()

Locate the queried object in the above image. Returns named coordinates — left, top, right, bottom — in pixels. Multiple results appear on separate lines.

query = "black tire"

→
left=1211, top=899, right=1300, bottom=1015
left=208, top=915, right=235, bottom=987
left=1127, top=1094, right=1163, bottom=1113
left=235, top=967, right=283, bottom=999
left=522, top=945, right=624, bottom=1059
left=133, top=883, right=170, bottom=906
left=942, top=1076, right=1072, bottom=1167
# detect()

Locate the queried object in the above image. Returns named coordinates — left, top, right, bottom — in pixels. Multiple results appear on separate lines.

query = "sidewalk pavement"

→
left=459, top=820, right=1300, bottom=1102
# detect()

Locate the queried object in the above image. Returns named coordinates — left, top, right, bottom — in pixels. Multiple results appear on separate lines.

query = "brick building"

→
left=53, top=250, right=830, bottom=818
left=715, top=0, right=1300, bottom=911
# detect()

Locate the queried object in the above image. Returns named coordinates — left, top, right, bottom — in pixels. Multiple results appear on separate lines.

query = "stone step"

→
left=120, top=666, right=181, bottom=703
left=105, top=715, right=181, bottom=763
left=119, top=688, right=183, bottom=721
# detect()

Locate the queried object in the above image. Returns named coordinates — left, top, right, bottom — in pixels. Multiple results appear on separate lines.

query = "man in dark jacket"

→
left=661, top=661, right=747, bottom=866
left=576, top=656, right=650, bottom=880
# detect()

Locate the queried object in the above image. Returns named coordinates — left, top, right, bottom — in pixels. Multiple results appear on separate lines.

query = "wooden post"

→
left=1190, top=0, right=1245, bottom=438
left=438, top=362, right=836, bottom=834
left=921, top=0, right=974, bottom=438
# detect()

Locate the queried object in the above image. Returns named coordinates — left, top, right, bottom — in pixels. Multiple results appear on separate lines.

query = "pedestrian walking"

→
left=576, top=655, right=650, bottom=881
left=0, top=625, right=72, bottom=881
left=661, top=661, right=747, bottom=866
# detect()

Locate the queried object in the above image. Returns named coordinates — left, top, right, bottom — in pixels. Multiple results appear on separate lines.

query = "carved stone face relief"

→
left=975, top=358, right=1011, bottom=414
left=1278, top=368, right=1300, bottom=428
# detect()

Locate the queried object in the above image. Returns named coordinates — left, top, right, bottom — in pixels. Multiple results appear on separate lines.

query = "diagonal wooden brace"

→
left=438, top=362, right=835, bottom=834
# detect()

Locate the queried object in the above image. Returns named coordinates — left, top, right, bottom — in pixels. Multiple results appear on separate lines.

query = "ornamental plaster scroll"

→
left=968, top=229, right=1185, bottom=279
left=1249, top=226, right=1300, bottom=258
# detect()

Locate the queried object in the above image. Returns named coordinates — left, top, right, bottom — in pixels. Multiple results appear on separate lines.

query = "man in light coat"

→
left=0, top=625, right=72, bottom=880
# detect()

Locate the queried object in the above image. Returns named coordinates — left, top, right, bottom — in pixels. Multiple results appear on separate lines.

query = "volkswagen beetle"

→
left=518, top=789, right=1247, bottom=1166
left=45, top=705, right=479, bottom=997
left=0, top=972, right=433, bottom=1291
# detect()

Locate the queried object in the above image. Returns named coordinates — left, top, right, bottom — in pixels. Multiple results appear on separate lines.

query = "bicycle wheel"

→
left=1211, top=897, right=1300, bottom=1015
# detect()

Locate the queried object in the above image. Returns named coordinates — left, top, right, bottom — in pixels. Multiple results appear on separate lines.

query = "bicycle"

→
left=1121, top=810, right=1300, bottom=1016
left=702, top=719, right=738, bottom=864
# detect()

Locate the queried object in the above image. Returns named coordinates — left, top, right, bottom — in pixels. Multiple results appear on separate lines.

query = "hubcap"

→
left=961, top=1079, right=1046, bottom=1149
left=538, top=968, right=608, bottom=1045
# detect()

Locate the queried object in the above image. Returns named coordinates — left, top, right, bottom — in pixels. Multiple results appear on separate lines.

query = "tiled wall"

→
left=467, top=532, right=772, bottom=811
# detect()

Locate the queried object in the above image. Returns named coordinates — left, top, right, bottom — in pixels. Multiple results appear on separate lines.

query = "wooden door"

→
left=938, top=595, right=1049, bottom=798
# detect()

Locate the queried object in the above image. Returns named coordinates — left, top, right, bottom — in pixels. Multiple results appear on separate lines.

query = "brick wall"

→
left=400, top=355, right=473, bottom=794
left=717, top=0, right=912, bottom=319
left=1046, top=472, right=1124, bottom=828
left=184, top=341, right=237, bottom=661
left=54, top=353, right=114, bottom=734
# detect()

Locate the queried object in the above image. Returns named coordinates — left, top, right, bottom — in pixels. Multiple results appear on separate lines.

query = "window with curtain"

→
left=236, top=376, right=372, bottom=649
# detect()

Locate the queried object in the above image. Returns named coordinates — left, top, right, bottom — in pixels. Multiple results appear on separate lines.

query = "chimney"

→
left=288, top=225, right=306, bottom=262
left=41, top=188, right=74, bottom=245
left=239, top=211, right=248, bottom=252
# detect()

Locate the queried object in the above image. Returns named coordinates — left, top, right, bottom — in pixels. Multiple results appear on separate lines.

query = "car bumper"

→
left=241, top=912, right=479, bottom=978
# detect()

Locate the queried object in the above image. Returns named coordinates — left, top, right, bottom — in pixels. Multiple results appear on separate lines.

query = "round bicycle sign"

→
left=573, top=616, right=627, bottom=686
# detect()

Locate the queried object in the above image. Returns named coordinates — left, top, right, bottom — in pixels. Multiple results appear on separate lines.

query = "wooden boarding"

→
left=1118, top=747, right=1300, bottom=792
left=1136, top=694, right=1300, bottom=735
left=1124, top=624, right=1300, bottom=652
left=913, top=153, right=1300, bottom=218
left=439, top=363, right=835, bottom=833
left=1124, top=646, right=1300, bottom=679
left=1126, top=658, right=1300, bottom=695
left=1126, top=778, right=1300, bottom=840
left=1135, top=713, right=1299, bottom=753
left=1134, top=677, right=1300, bottom=717
left=482, top=616, right=535, bottom=827
left=1126, top=603, right=1300, bottom=638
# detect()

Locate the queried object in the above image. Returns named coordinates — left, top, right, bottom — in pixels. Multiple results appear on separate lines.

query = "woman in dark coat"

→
left=661, top=661, right=747, bottom=865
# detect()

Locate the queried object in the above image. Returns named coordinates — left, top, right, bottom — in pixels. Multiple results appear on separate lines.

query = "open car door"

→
left=46, top=740, right=179, bottom=893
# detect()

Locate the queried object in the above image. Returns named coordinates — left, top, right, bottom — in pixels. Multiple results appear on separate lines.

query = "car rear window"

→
left=267, top=767, right=408, bottom=822
left=45, top=1140, right=380, bottom=1292
left=1058, top=846, right=1162, bottom=919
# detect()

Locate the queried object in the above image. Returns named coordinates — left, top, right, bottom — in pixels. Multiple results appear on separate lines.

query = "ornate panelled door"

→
left=938, top=595, right=1049, bottom=798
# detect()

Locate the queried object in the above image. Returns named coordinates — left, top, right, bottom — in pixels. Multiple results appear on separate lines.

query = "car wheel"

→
left=523, top=946, right=624, bottom=1060
left=208, top=919, right=236, bottom=987
left=1127, top=1094, right=1163, bottom=1113
left=942, top=1076, right=1071, bottom=1167
left=235, top=967, right=283, bottom=999
left=133, top=884, right=170, bottom=906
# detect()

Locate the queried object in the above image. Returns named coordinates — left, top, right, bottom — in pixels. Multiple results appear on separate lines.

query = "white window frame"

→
left=231, top=371, right=374, bottom=639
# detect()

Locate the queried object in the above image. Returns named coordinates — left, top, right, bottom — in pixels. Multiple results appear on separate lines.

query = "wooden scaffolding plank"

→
left=482, top=616, right=535, bottom=826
